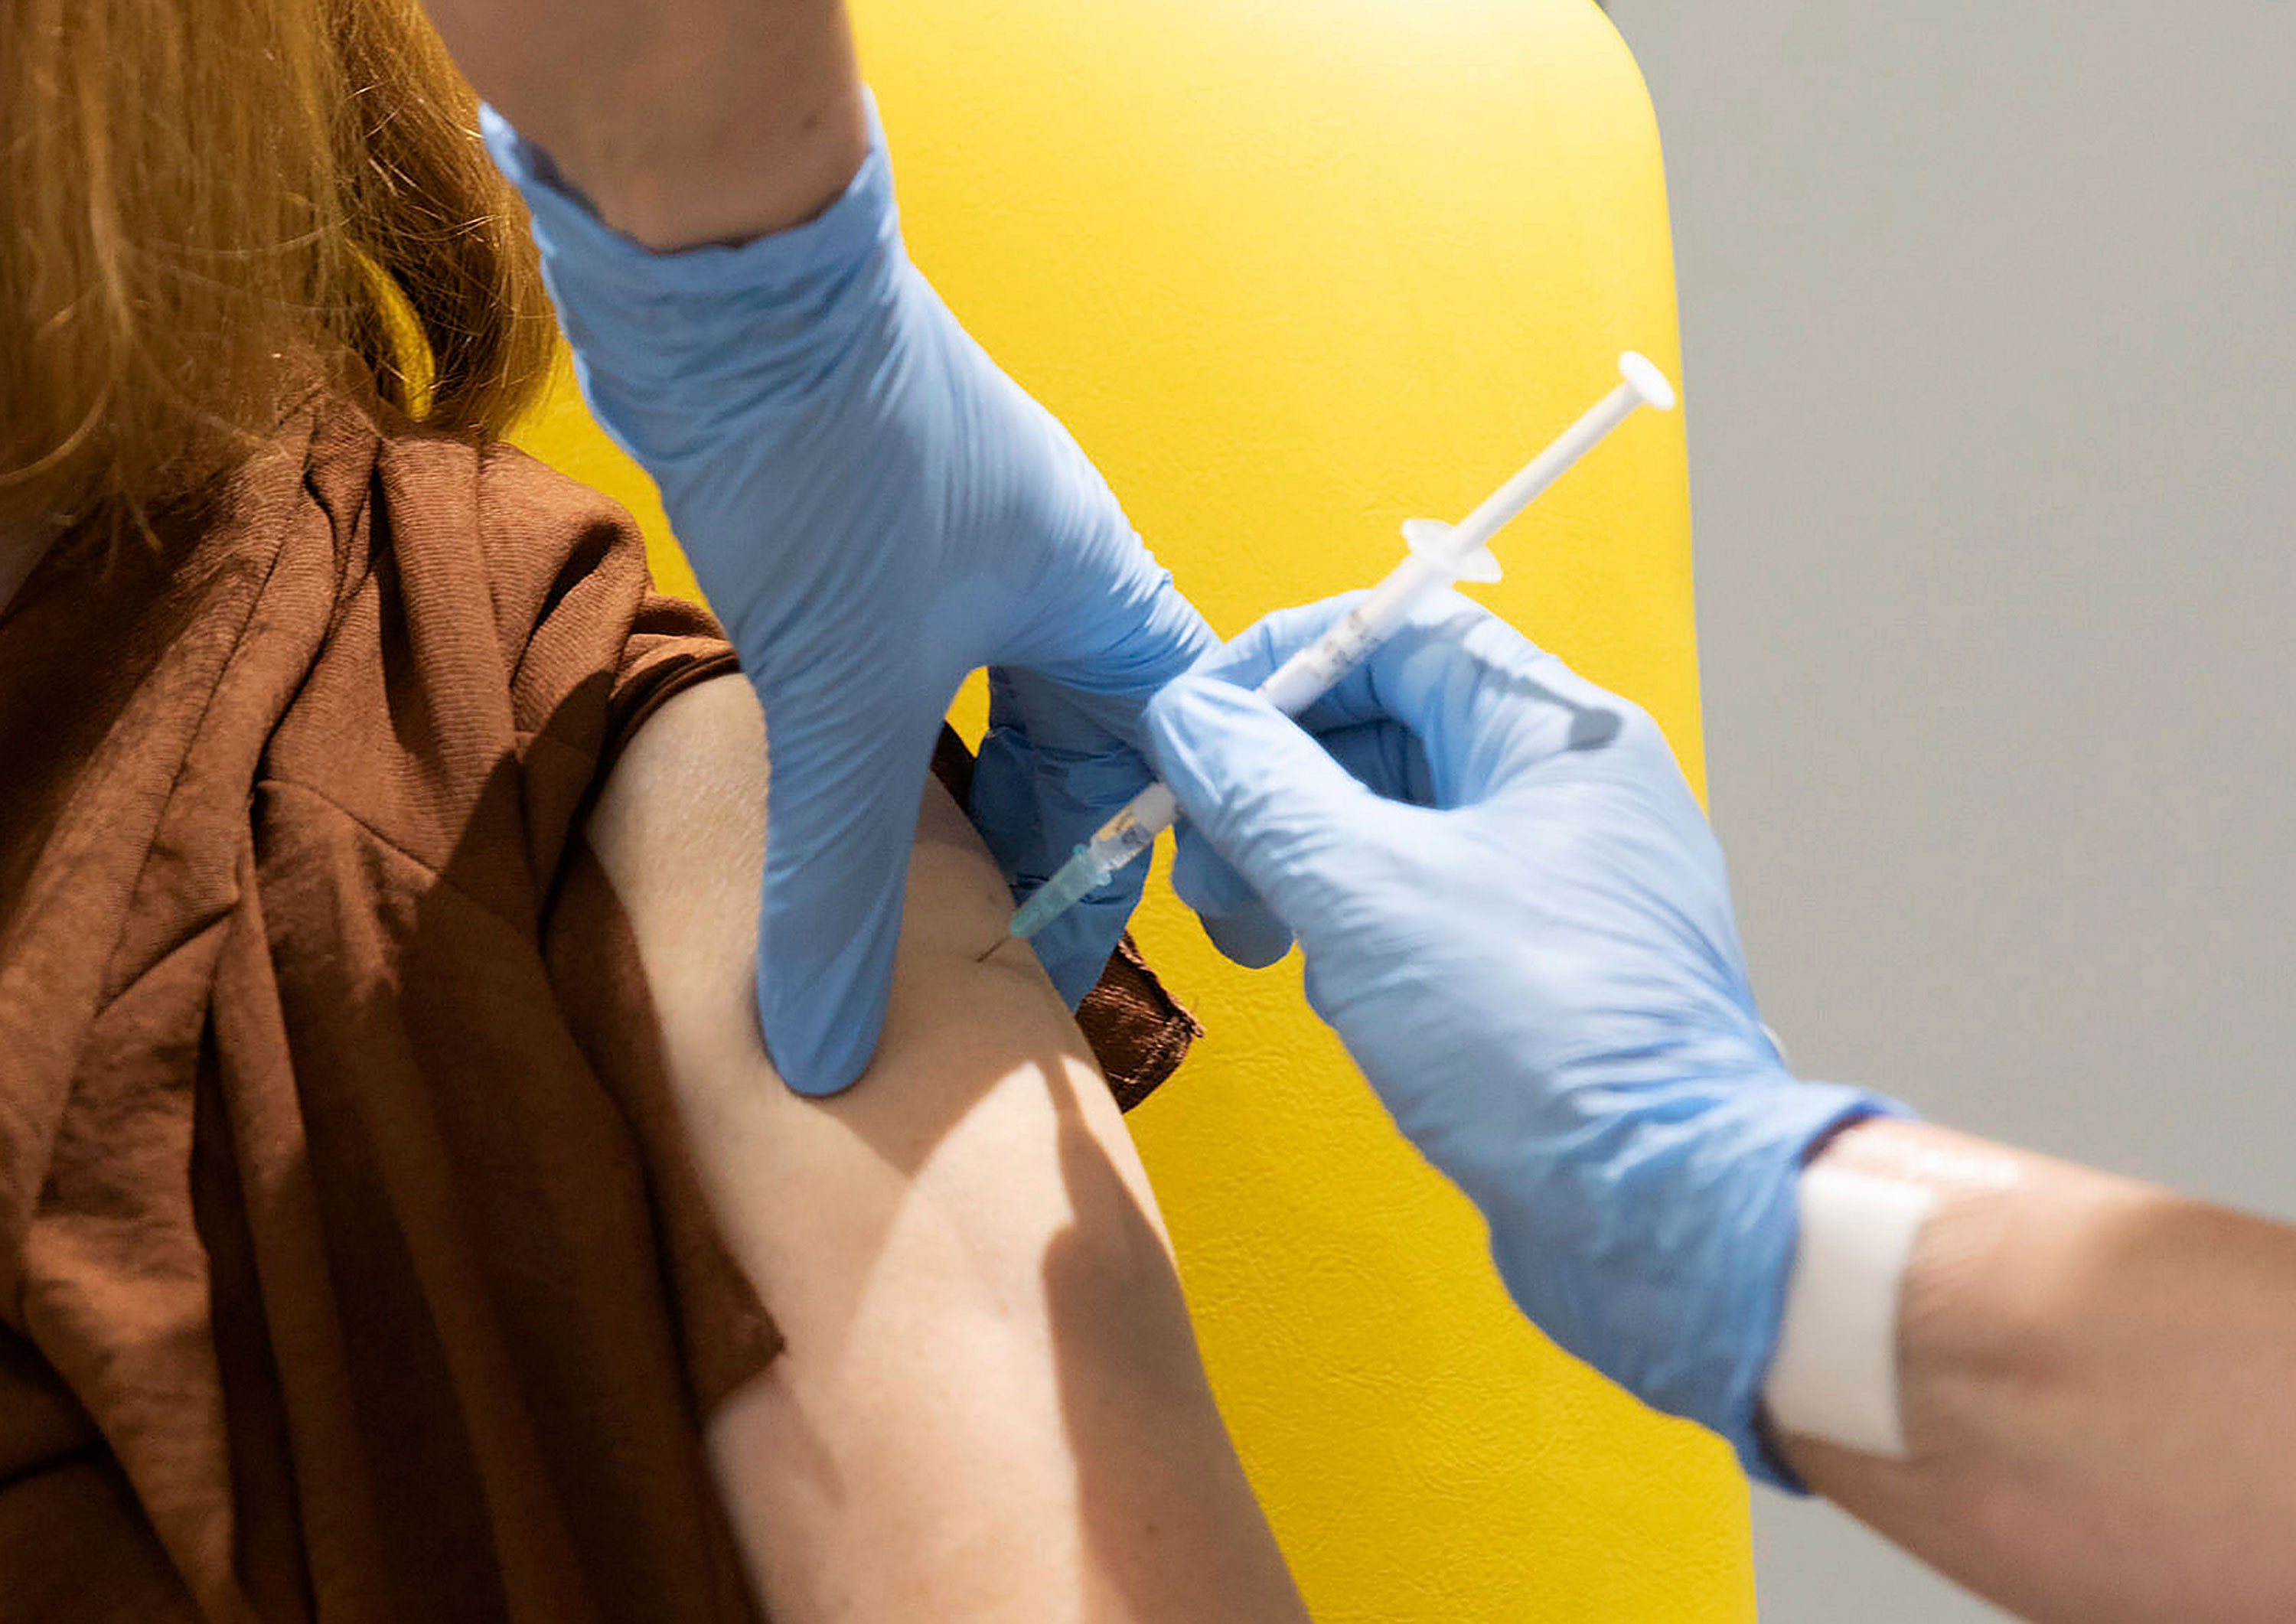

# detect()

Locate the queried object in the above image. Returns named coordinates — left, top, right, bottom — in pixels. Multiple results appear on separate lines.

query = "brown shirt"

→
left=0, top=391, right=1195, bottom=1622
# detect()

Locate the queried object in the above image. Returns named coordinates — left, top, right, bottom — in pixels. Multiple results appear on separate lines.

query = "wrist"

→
left=1471, top=1071, right=1905, bottom=1487
left=1762, top=1123, right=1942, bottom=1461
left=478, top=89, right=903, bottom=450
left=1764, top=1119, right=2032, bottom=1479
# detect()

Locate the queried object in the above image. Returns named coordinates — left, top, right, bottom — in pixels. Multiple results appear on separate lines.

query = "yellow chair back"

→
left=517, top=3, right=1743, bottom=1616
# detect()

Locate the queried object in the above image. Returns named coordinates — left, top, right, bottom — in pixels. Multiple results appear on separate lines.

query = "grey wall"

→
left=1599, top=2, right=2296, bottom=1619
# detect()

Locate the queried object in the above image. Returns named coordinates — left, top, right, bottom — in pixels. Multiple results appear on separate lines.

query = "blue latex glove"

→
left=1142, top=592, right=1907, bottom=1482
left=484, top=100, right=1234, bottom=1093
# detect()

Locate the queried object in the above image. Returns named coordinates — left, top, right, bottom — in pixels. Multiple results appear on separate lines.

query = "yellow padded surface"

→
left=514, top=2, right=1748, bottom=1616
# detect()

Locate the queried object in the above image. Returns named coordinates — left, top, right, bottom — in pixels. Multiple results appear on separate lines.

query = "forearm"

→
left=1774, top=1118, right=2296, bottom=1622
left=419, top=0, right=866, bottom=246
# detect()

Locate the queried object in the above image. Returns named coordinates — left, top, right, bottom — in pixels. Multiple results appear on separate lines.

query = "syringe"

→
left=1008, top=350, right=1678, bottom=941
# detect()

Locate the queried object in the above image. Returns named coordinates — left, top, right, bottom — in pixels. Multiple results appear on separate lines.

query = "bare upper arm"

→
left=582, top=675, right=1306, bottom=1623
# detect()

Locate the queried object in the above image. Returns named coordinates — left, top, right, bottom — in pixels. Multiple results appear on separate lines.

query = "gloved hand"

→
left=485, top=99, right=1237, bottom=1094
left=1142, top=592, right=1906, bottom=1482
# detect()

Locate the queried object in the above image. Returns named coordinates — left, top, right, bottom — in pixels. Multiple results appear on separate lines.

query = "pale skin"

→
left=1783, top=1119, right=2296, bottom=1622
left=416, top=0, right=868, bottom=250
left=586, top=677, right=1310, bottom=1621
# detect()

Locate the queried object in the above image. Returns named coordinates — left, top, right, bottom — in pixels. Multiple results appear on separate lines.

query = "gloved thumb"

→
left=1143, top=673, right=1385, bottom=929
left=753, top=696, right=944, bottom=1097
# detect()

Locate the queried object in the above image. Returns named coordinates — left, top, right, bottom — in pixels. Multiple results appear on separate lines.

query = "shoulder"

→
left=264, top=399, right=730, bottom=898
left=369, top=426, right=659, bottom=658
left=583, top=676, right=1018, bottom=1036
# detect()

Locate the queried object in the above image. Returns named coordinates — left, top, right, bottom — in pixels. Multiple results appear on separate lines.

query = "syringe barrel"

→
left=1083, top=780, right=1180, bottom=869
left=1257, top=550, right=1454, bottom=716
left=1066, top=551, right=1446, bottom=888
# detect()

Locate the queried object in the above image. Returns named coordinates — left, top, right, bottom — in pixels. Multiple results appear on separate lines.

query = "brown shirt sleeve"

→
left=1, top=406, right=775, bottom=1624
left=0, top=389, right=1202, bottom=1623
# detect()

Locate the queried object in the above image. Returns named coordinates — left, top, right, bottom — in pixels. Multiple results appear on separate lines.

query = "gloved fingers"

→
left=1169, top=830, right=1295, bottom=967
left=754, top=696, right=947, bottom=1096
left=1143, top=673, right=1401, bottom=925
left=1189, top=592, right=1633, bottom=804
left=976, top=666, right=1162, bottom=817
left=1164, top=716, right=1422, bottom=967
left=967, top=683, right=1039, bottom=874
left=973, top=668, right=1159, bottom=1006
left=1176, top=592, right=1380, bottom=693
left=974, top=660, right=1158, bottom=765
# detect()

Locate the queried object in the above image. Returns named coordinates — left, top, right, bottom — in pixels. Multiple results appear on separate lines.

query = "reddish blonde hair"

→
left=1, top=0, right=555, bottom=532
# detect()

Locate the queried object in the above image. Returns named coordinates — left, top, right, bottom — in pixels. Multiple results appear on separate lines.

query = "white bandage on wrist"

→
left=1763, top=1163, right=1936, bottom=1458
